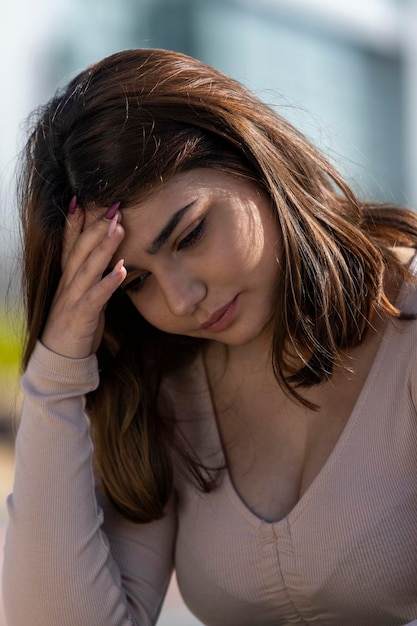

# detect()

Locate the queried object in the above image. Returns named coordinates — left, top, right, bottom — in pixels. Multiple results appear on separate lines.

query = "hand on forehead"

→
left=83, top=203, right=120, bottom=228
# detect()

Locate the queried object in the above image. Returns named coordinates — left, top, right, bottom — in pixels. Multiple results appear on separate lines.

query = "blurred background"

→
left=1, top=0, right=417, bottom=624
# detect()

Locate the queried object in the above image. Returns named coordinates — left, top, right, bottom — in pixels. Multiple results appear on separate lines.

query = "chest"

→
left=208, top=378, right=354, bottom=521
left=175, top=390, right=417, bottom=625
left=203, top=333, right=385, bottom=522
left=174, top=322, right=417, bottom=624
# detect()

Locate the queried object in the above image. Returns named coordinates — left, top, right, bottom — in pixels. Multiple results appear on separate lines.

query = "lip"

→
left=200, top=296, right=239, bottom=332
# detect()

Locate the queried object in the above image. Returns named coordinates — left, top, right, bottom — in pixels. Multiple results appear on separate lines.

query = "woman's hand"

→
left=41, top=199, right=127, bottom=359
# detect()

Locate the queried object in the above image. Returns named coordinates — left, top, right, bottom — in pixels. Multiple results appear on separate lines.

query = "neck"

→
left=205, top=323, right=275, bottom=384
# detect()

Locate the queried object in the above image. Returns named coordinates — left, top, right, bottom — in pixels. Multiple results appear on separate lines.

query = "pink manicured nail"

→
left=68, top=195, right=77, bottom=215
left=105, top=201, right=121, bottom=220
left=111, top=258, right=125, bottom=276
left=108, top=213, right=119, bottom=237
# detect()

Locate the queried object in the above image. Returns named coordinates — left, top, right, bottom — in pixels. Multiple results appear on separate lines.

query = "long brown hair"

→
left=19, top=48, right=417, bottom=522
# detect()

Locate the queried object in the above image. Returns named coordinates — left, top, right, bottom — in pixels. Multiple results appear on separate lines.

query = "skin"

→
left=41, top=206, right=127, bottom=359
left=115, top=169, right=280, bottom=347
left=42, top=169, right=281, bottom=360
left=41, top=167, right=414, bottom=521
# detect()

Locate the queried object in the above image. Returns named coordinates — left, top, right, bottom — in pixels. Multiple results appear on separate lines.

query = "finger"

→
left=65, top=218, right=125, bottom=294
left=63, top=209, right=123, bottom=284
left=44, top=256, right=126, bottom=354
left=62, top=196, right=85, bottom=271
left=75, top=258, right=127, bottom=315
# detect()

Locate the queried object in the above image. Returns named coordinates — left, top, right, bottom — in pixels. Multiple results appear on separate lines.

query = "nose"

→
left=159, top=267, right=207, bottom=317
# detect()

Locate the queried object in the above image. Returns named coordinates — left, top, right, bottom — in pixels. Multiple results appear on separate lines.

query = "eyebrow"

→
left=145, top=201, right=196, bottom=255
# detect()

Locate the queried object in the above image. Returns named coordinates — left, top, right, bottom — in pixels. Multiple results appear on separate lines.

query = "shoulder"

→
left=381, top=258, right=417, bottom=405
left=398, top=251, right=417, bottom=315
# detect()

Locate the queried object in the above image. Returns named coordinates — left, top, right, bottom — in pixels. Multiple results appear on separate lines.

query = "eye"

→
left=122, top=272, right=150, bottom=294
left=177, top=218, right=206, bottom=251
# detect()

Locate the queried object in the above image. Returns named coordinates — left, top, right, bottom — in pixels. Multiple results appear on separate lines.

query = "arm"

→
left=3, top=341, right=176, bottom=626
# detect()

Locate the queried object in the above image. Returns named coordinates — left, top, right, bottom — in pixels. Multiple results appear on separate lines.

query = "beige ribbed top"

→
left=3, top=263, right=417, bottom=625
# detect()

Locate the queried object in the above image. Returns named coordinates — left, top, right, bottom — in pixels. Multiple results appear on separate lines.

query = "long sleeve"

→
left=2, top=341, right=176, bottom=626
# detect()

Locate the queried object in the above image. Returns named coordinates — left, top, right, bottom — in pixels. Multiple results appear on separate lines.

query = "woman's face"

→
left=114, top=169, right=280, bottom=347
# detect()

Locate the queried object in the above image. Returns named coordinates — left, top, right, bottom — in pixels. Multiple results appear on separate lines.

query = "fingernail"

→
left=108, top=213, right=119, bottom=237
left=105, top=201, right=121, bottom=220
left=111, top=259, right=125, bottom=276
left=68, top=195, right=77, bottom=215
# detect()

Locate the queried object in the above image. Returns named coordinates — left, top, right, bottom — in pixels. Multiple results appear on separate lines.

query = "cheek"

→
left=129, top=289, right=172, bottom=330
left=226, top=232, right=271, bottom=277
left=226, top=210, right=271, bottom=272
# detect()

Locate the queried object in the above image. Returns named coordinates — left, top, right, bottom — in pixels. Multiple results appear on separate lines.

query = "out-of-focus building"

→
left=45, top=0, right=417, bottom=208
left=1, top=2, right=416, bottom=625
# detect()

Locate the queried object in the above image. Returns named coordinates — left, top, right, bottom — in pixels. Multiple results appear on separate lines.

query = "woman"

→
left=3, top=48, right=417, bottom=625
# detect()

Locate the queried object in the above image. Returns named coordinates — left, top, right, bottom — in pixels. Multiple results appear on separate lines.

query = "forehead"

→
left=83, top=168, right=234, bottom=229
left=122, top=169, right=244, bottom=242
left=126, top=168, right=244, bottom=212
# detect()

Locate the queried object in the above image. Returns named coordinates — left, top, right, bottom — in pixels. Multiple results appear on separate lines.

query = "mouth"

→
left=200, top=296, right=239, bottom=332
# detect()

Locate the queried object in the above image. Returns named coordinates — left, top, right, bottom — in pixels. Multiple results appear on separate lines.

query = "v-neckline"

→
left=200, top=322, right=392, bottom=528
left=198, top=256, right=417, bottom=528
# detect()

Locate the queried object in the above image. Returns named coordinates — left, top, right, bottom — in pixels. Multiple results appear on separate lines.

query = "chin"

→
left=216, top=325, right=272, bottom=347
left=232, top=317, right=274, bottom=346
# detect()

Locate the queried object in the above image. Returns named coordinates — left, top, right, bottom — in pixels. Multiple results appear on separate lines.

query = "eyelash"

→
left=122, top=273, right=149, bottom=293
left=123, top=218, right=207, bottom=294
left=177, top=218, right=206, bottom=251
